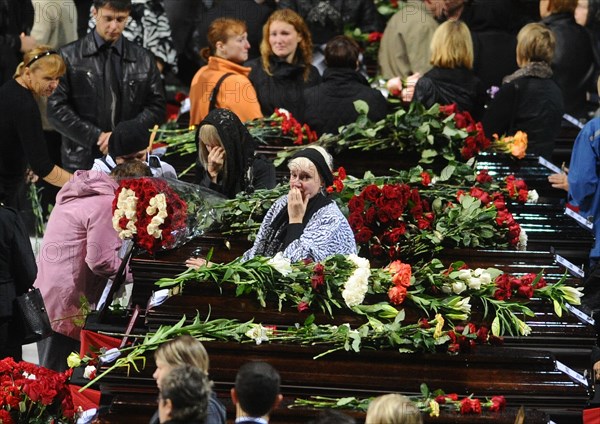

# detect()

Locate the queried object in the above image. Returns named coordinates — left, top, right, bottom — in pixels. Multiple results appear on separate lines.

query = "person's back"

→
left=377, top=0, right=440, bottom=80
left=231, top=361, right=282, bottom=423
left=0, top=0, right=36, bottom=84
left=541, top=1, right=596, bottom=119
left=304, top=35, right=387, bottom=135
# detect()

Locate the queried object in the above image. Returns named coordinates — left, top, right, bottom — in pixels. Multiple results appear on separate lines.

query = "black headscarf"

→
left=196, top=108, right=258, bottom=199
left=252, top=147, right=333, bottom=257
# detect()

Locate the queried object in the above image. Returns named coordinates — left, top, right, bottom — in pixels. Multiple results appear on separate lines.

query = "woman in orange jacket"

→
left=189, top=17, right=263, bottom=125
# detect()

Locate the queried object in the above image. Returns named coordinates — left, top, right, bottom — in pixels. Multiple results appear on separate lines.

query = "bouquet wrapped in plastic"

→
left=111, top=177, right=225, bottom=254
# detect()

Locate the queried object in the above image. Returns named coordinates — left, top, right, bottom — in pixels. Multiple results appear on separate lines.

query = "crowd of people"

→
left=3, top=0, right=600, bottom=422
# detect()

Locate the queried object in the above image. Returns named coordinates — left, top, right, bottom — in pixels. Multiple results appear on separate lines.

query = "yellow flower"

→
left=429, top=400, right=440, bottom=417
left=66, top=352, right=81, bottom=368
left=433, top=314, right=444, bottom=339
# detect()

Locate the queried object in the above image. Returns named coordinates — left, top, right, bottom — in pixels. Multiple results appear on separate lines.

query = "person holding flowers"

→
left=241, top=146, right=356, bottom=262
left=189, top=17, right=263, bottom=125
left=482, top=22, right=564, bottom=157
left=195, top=108, right=276, bottom=199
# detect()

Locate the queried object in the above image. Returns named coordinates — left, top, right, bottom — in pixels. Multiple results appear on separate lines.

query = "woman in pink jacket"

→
left=35, top=162, right=151, bottom=372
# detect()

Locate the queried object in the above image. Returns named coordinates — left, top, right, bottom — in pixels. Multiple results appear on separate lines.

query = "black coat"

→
left=303, top=67, right=388, bottom=135
left=247, top=56, right=321, bottom=120
left=0, top=0, right=34, bottom=85
left=542, top=12, right=596, bottom=119
left=277, top=0, right=383, bottom=45
left=0, top=205, right=36, bottom=319
left=482, top=74, right=564, bottom=157
left=47, top=31, right=166, bottom=172
left=413, top=67, right=486, bottom=120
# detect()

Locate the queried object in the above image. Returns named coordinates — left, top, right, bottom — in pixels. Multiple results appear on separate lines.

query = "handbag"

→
left=12, top=288, right=52, bottom=345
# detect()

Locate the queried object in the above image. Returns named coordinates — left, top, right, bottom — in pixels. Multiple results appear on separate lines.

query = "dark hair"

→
left=307, top=410, right=357, bottom=424
left=110, top=161, right=152, bottom=179
left=159, top=365, right=212, bottom=422
left=325, top=35, right=360, bottom=69
left=235, top=361, right=280, bottom=417
left=93, top=0, right=132, bottom=11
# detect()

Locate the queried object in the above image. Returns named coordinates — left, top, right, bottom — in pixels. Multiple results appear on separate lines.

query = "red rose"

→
left=363, top=184, right=381, bottom=202
left=368, top=32, right=383, bottom=43
left=297, top=301, right=309, bottom=312
left=476, top=169, right=493, bottom=184
left=516, top=283, right=534, bottom=299
left=365, top=206, right=377, bottom=225
left=355, top=227, right=373, bottom=244
left=489, top=395, right=506, bottom=411
left=370, top=244, right=384, bottom=257
left=439, top=103, right=457, bottom=116
left=419, top=318, right=430, bottom=328
left=311, top=274, right=325, bottom=290
left=476, top=326, right=489, bottom=344
left=417, top=217, right=431, bottom=230
left=420, top=171, right=431, bottom=186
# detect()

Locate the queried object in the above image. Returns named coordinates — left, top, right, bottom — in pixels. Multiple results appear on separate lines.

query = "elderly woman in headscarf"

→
left=241, top=145, right=356, bottom=262
left=195, top=108, right=276, bottom=199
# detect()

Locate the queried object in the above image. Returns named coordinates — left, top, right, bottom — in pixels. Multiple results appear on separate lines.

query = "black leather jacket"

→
left=48, top=31, right=165, bottom=171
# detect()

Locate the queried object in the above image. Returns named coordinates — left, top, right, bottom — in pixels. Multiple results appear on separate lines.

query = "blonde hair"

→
left=260, top=9, right=313, bottom=80
left=15, top=45, right=66, bottom=79
left=516, top=23, right=555, bottom=65
left=365, top=394, right=423, bottom=424
left=200, top=17, right=248, bottom=63
left=430, top=20, right=473, bottom=70
left=154, top=335, right=210, bottom=372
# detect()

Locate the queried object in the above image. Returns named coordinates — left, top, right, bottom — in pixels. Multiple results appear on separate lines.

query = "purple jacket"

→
left=35, top=170, right=123, bottom=340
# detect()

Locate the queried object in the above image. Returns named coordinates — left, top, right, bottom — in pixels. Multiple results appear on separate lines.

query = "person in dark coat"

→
left=195, top=109, right=276, bottom=199
left=468, top=0, right=519, bottom=90
left=303, top=35, right=388, bottom=136
left=0, top=200, right=37, bottom=362
left=413, top=20, right=486, bottom=120
left=47, top=0, right=166, bottom=173
left=247, top=9, right=321, bottom=120
left=0, top=0, right=37, bottom=85
left=230, top=362, right=282, bottom=424
left=482, top=23, right=564, bottom=158
left=541, top=0, right=596, bottom=120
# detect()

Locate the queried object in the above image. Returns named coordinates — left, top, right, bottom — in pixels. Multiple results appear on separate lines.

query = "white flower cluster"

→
left=146, top=193, right=168, bottom=239
left=268, top=252, right=293, bottom=276
left=527, top=189, right=539, bottom=204
left=342, top=254, right=371, bottom=307
left=112, top=188, right=138, bottom=239
left=517, top=228, right=528, bottom=251
left=442, top=268, right=492, bottom=295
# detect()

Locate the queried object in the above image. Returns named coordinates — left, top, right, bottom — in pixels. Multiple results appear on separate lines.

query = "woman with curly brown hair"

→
left=247, top=9, right=320, bottom=121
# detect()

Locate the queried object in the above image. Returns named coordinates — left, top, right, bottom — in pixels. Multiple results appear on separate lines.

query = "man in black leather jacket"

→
left=48, top=0, right=165, bottom=172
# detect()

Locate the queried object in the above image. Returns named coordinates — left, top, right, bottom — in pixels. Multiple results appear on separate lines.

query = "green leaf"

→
left=353, top=99, right=370, bottom=115
left=491, top=316, right=500, bottom=336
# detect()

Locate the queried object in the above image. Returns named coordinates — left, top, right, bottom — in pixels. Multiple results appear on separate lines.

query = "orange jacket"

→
left=189, top=56, right=263, bottom=125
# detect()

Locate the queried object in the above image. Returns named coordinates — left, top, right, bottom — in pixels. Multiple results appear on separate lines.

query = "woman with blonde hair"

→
left=247, top=9, right=320, bottom=120
left=0, top=45, right=72, bottom=207
left=189, top=17, right=263, bottom=125
left=412, top=20, right=486, bottom=119
left=150, top=335, right=226, bottom=424
left=483, top=22, right=564, bottom=157
left=365, top=394, right=423, bottom=424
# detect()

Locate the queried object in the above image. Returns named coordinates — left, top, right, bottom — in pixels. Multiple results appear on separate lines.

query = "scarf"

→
left=502, top=61, right=553, bottom=84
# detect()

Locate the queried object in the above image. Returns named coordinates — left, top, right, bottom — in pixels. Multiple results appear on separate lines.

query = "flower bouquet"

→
left=245, top=108, right=318, bottom=146
left=303, top=101, right=490, bottom=166
left=292, top=383, right=506, bottom=417
left=0, top=357, right=76, bottom=423
left=489, top=131, right=528, bottom=159
left=112, top=177, right=225, bottom=254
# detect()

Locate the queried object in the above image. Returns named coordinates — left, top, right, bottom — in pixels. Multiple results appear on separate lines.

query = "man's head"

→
left=108, top=120, right=150, bottom=163
left=231, top=361, right=282, bottom=419
left=158, top=364, right=212, bottom=424
left=92, top=1, right=132, bottom=43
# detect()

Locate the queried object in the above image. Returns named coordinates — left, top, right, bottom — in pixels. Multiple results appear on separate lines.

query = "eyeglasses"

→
left=25, top=51, right=59, bottom=68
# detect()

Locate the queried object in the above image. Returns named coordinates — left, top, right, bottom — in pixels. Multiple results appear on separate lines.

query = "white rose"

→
left=527, top=189, right=539, bottom=203
left=83, top=365, right=97, bottom=379
left=456, top=269, right=471, bottom=280
left=146, top=205, right=157, bottom=215
left=517, top=229, right=528, bottom=251
left=467, top=277, right=482, bottom=290
left=451, top=280, right=467, bottom=294
left=441, top=285, right=452, bottom=294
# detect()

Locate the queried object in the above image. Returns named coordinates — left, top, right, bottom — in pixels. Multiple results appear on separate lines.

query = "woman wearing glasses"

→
left=0, top=45, right=71, bottom=207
